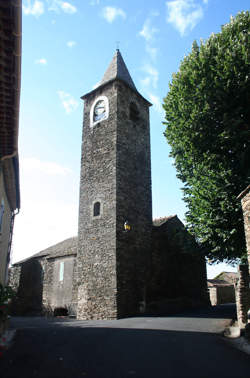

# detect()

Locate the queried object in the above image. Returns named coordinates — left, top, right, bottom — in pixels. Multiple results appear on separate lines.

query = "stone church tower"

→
left=77, top=50, right=152, bottom=320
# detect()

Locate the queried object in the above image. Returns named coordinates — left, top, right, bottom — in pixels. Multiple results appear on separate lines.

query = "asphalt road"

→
left=1, top=305, right=250, bottom=378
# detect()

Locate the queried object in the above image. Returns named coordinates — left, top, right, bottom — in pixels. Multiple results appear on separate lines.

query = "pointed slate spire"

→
left=100, top=49, right=137, bottom=91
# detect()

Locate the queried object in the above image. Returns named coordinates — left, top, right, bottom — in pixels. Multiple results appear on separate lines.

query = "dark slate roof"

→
left=207, top=279, right=233, bottom=287
left=99, top=49, right=137, bottom=91
left=13, top=237, right=78, bottom=265
left=153, top=215, right=178, bottom=227
left=214, top=271, right=239, bottom=283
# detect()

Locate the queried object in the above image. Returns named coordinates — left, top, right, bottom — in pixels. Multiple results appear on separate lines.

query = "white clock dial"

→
left=94, top=100, right=106, bottom=121
left=90, top=96, right=109, bottom=127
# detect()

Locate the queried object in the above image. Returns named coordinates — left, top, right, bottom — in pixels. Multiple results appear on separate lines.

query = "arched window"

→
left=129, top=102, right=139, bottom=122
left=93, top=201, right=101, bottom=217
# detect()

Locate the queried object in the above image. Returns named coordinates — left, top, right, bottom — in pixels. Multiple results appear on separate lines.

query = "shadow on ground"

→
left=0, top=304, right=248, bottom=378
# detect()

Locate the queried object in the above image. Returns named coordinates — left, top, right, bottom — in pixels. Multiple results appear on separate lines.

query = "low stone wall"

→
left=209, top=286, right=235, bottom=306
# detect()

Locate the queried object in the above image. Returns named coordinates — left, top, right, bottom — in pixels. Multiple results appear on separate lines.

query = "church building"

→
left=9, top=51, right=209, bottom=319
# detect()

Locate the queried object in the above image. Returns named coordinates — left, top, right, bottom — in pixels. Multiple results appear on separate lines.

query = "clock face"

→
left=94, top=100, right=106, bottom=121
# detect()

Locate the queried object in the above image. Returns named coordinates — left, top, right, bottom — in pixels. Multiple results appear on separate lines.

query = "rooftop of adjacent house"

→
left=13, top=236, right=78, bottom=265
left=207, top=279, right=234, bottom=287
left=153, top=215, right=178, bottom=227
left=214, top=271, right=239, bottom=284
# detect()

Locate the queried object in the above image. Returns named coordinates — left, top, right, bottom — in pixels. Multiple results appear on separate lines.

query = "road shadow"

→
left=0, top=320, right=249, bottom=378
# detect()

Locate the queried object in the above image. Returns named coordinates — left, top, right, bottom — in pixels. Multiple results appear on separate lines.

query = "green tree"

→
left=163, top=12, right=250, bottom=263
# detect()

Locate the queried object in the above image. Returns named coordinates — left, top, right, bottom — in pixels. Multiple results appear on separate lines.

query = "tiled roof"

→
left=153, top=215, right=177, bottom=227
left=207, top=279, right=233, bottom=287
left=214, top=271, right=239, bottom=284
left=14, top=237, right=78, bottom=265
left=36, top=236, right=78, bottom=259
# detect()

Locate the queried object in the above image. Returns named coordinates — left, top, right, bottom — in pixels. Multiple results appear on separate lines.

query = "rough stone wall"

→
left=209, top=286, right=235, bottom=306
left=71, top=254, right=79, bottom=315
left=0, top=167, right=12, bottom=285
left=41, top=256, right=77, bottom=315
left=240, top=186, right=250, bottom=270
left=148, top=217, right=209, bottom=309
left=9, top=255, right=77, bottom=316
left=77, top=80, right=152, bottom=319
left=116, top=82, right=152, bottom=317
left=235, top=264, right=250, bottom=328
left=51, top=256, right=75, bottom=311
left=9, top=258, right=43, bottom=315
left=209, top=287, right=217, bottom=306
left=77, top=82, right=118, bottom=320
left=8, top=264, right=21, bottom=292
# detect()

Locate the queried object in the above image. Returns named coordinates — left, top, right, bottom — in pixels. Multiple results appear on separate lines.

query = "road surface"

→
left=1, top=304, right=249, bottom=378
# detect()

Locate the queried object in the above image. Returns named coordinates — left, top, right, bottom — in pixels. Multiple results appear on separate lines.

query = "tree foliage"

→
left=163, top=12, right=250, bottom=263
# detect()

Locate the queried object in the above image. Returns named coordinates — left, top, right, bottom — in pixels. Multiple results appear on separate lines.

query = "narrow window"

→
left=59, top=261, right=64, bottom=282
left=129, top=102, right=139, bottom=122
left=93, top=201, right=101, bottom=217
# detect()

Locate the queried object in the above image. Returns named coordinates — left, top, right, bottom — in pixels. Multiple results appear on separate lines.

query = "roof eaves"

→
left=81, top=78, right=152, bottom=106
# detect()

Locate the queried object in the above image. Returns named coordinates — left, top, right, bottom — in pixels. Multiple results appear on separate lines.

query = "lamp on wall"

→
left=124, top=220, right=131, bottom=232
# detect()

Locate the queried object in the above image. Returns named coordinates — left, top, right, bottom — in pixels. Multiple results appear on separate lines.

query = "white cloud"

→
left=140, top=77, right=151, bottom=88
left=23, top=0, right=44, bottom=17
left=67, top=40, right=76, bottom=48
left=11, top=157, right=78, bottom=264
left=145, top=45, right=158, bottom=62
left=148, top=93, right=164, bottom=115
left=22, top=157, right=72, bottom=176
left=47, top=0, right=77, bottom=14
left=139, top=19, right=159, bottom=42
left=61, top=1, right=77, bottom=14
left=203, top=0, right=208, bottom=3
left=102, top=6, right=126, bottom=23
left=166, top=0, right=204, bottom=36
left=57, top=90, right=79, bottom=114
left=35, top=58, right=47, bottom=65
left=141, top=64, right=159, bottom=89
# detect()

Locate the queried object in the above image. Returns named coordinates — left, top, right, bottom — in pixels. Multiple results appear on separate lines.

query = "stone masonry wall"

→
left=77, top=82, right=118, bottom=320
left=148, top=217, right=209, bottom=309
left=9, top=258, right=43, bottom=315
left=42, top=256, right=77, bottom=315
left=235, top=264, right=250, bottom=328
left=116, top=81, right=152, bottom=317
left=240, top=186, right=250, bottom=270
left=9, top=255, right=77, bottom=316
left=77, top=79, right=152, bottom=320
left=209, top=286, right=235, bottom=306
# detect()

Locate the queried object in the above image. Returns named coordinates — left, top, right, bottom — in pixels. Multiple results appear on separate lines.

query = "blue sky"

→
left=12, top=0, right=249, bottom=278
